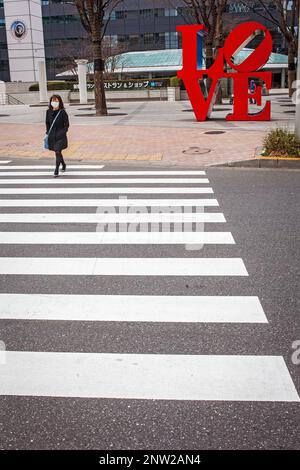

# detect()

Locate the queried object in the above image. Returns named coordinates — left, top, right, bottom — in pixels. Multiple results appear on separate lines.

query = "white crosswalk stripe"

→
left=0, top=232, right=235, bottom=245
left=0, top=177, right=210, bottom=184
left=0, top=167, right=204, bottom=174
left=0, top=187, right=214, bottom=194
left=1, top=352, right=298, bottom=401
left=0, top=163, right=298, bottom=404
left=0, top=294, right=268, bottom=323
left=0, top=165, right=105, bottom=169
left=0, top=161, right=12, bottom=164
left=0, top=198, right=219, bottom=207
left=0, top=212, right=225, bottom=223
left=0, top=257, right=245, bottom=275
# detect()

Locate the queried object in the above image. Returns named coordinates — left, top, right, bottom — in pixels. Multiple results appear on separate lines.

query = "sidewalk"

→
left=0, top=94, right=293, bottom=166
left=0, top=122, right=264, bottom=166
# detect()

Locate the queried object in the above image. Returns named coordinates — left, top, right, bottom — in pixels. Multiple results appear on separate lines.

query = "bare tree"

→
left=102, top=37, right=128, bottom=78
left=181, top=1, right=228, bottom=69
left=242, top=0, right=299, bottom=96
left=56, top=38, right=94, bottom=77
left=74, top=0, right=123, bottom=115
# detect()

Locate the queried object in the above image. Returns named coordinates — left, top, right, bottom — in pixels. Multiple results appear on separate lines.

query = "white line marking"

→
left=0, top=165, right=105, bottom=169
left=0, top=178, right=210, bottom=185
left=0, top=232, right=235, bottom=245
left=0, top=198, right=219, bottom=207
left=0, top=167, right=204, bottom=174
left=0, top=257, right=248, bottom=276
left=0, top=213, right=226, bottom=224
left=0, top=161, right=11, bottom=164
left=0, top=172, right=107, bottom=176
left=0, top=352, right=298, bottom=401
left=0, top=187, right=214, bottom=194
left=0, top=294, right=268, bottom=323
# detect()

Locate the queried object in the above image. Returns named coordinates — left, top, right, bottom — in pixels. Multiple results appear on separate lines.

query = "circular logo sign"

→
left=10, top=20, right=27, bottom=40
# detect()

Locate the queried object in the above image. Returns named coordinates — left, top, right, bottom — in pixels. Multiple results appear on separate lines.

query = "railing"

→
left=0, top=93, right=24, bottom=105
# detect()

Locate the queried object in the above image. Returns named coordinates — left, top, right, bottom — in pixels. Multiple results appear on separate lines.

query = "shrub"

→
left=29, top=81, right=73, bottom=91
left=262, top=128, right=300, bottom=157
left=169, top=76, right=185, bottom=89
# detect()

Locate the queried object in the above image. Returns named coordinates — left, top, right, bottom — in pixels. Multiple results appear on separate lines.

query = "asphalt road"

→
left=0, top=158, right=299, bottom=450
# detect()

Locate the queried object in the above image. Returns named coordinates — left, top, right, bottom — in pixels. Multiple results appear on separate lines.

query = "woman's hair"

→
left=48, top=94, right=65, bottom=110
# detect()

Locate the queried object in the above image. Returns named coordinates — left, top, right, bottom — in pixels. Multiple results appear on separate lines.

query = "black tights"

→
left=55, top=151, right=65, bottom=171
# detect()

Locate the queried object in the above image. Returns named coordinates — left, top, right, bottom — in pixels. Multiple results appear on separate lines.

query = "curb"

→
left=212, top=158, right=300, bottom=169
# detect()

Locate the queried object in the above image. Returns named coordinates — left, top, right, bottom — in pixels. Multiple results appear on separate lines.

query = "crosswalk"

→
left=0, top=161, right=299, bottom=403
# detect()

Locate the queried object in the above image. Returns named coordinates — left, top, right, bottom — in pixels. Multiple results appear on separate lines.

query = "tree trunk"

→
left=215, top=84, right=223, bottom=104
left=288, top=43, right=296, bottom=98
left=93, top=39, right=107, bottom=116
left=205, top=43, right=223, bottom=104
left=205, top=42, right=214, bottom=93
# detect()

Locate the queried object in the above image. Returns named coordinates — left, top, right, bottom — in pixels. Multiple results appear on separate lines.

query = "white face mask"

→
left=51, top=101, right=59, bottom=109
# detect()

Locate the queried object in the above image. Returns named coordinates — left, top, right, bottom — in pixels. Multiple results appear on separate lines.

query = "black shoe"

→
left=54, top=170, right=59, bottom=177
left=61, top=163, right=66, bottom=172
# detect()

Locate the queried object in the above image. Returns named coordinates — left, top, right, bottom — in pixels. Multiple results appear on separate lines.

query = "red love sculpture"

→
left=177, top=22, right=272, bottom=121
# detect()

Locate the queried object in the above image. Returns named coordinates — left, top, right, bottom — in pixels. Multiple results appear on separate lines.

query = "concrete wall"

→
left=3, top=0, right=46, bottom=81
left=69, top=89, right=167, bottom=102
left=4, top=90, right=69, bottom=104
left=4, top=81, right=37, bottom=93
left=2, top=88, right=168, bottom=104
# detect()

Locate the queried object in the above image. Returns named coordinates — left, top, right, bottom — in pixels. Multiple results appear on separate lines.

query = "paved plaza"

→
left=0, top=92, right=295, bottom=166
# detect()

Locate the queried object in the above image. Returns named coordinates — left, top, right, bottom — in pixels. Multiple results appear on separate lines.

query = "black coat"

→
left=45, top=108, right=69, bottom=152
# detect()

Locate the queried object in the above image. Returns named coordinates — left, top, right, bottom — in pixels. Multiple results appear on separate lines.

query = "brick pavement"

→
left=0, top=122, right=263, bottom=166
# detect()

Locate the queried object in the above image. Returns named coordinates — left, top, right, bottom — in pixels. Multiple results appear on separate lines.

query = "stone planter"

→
left=167, top=86, right=180, bottom=102
left=254, top=146, right=300, bottom=167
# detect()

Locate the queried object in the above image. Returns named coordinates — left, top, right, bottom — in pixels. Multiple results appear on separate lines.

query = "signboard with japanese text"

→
left=73, top=80, right=167, bottom=91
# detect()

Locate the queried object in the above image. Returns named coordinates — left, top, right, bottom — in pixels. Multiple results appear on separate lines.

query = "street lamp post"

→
left=295, top=10, right=300, bottom=140
left=37, top=60, right=48, bottom=104
left=75, top=59, right=88, bottom=105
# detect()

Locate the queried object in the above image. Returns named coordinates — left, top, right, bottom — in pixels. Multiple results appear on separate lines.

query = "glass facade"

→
left=0, top=0, right=288, bottom=81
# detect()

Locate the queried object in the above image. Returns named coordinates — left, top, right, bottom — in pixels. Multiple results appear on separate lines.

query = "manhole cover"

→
left=204, top=131, right=226, bottom=135
left=183, top=147, right=211, bottom=155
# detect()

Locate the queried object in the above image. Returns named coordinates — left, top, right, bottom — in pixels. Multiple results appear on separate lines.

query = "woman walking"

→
left=45, top=94, right=69, bottom=177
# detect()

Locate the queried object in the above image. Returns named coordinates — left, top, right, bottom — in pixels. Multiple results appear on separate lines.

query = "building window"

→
left=140, top=9, right=152, bottom=17
left=114, top=8, right=166, bottom=20
left=43, top=15, right=79, bottom=24
left=154, top=9, right=165, bottom=17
